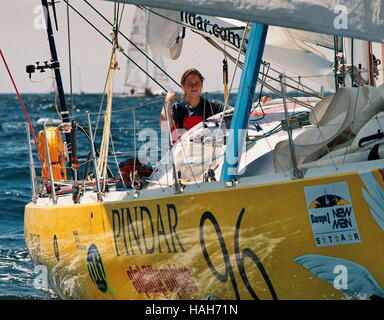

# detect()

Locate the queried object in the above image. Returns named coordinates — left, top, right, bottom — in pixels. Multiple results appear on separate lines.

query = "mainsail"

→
left=104, top=0, right=384, bottom=43
left=142, top=8, right=335, bottom=91
left=122, top=4, right=379, bottom=93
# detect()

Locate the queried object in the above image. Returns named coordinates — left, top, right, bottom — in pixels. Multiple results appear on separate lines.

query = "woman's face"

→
left=183, top=74, right=203, bottom=98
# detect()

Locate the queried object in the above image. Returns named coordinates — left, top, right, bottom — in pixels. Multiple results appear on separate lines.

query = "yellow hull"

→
left=24, top=169, right=384, bottom=299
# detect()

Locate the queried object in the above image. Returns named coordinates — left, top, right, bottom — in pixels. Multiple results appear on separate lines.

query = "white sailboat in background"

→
left=123, top=6, right=171, bottom=96
left=78, top=67, right=85, bottom=95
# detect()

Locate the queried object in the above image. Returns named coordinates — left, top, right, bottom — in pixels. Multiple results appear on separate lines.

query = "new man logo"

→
left=304, top=182, right=361, bottom=247
left=309, top=194, right=350, bottom=209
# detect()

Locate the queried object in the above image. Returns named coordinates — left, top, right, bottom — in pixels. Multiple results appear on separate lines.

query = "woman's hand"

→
left=165, top=92, right=178, bottom=107
left=161, top=92, right=177, bottom=131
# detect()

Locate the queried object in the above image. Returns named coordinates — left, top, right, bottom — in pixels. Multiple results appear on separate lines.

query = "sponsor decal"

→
left=200, top=208, right=277, bottom=300
left=304, top=182, right=361, bottom=247
left=180, top=12, right=242, bottom=49
left=111, top=203, right=185, bottom=257
left=127, top=264, right=198, bottom=298
left=87, top=244, right=107, bottom=293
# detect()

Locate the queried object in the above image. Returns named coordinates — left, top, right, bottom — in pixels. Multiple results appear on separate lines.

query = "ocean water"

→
left=0, top=92, right=236, bottom=300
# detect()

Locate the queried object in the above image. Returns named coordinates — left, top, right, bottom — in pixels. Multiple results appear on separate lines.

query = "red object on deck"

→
left=119, top=158, right=153, bottom=185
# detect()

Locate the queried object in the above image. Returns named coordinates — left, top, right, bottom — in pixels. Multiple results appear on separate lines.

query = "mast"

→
left=220, top=23, right=268, bottom=182
left=41, top=0, right=74, bottom=175
left=368, top=41, right=376, bottom=86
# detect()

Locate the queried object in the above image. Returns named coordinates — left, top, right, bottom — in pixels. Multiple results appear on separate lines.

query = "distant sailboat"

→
left=78, top=67, right=85, bottom=95
left=123, top=7, right=169, bottom=97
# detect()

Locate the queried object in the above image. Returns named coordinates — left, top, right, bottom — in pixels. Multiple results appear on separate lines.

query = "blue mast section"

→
left=220, top=23, right=268, bottom=182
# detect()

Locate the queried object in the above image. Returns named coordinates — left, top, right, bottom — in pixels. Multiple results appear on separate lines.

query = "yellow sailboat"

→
left=24, top=0, right=384, bottom=300
left=25, top=168, right=384, bottom=299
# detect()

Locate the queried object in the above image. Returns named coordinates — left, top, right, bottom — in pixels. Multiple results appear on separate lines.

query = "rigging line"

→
left=109, top=150, right=164, bottom=156
left=93, top=65, right=110, bottom=140
left=250, top=61, right=270, bottom=120
left=132, top=107, right=137, bottom=186
left=114, top=1, right=118, bottom=24
left=206, top=23, right=249, bottom=174
left=98, top=52, right=119, bottom=188
left=307, top=104, right=339, bottom=172
left=196, top=31, right=321, bottom=98
left=149, top=167, right=165, bottom=192
left=69, top=96, right=165, bottom=122
left=54, top=75, right=60, bottom=117
left=258, top=68, right=321, bottom=99
left=118, top=4, right=125, bottom=31
left=55, top=178, right=121, bottom=196
left=257, top=124, right=289, bottom=178
left=94, top=127, right=162, bottom=131
left=63, top=0, right=168, bottom=92
left=166, top=150, right=170, bottom=187
left=117, top=2, right=126, bottom=52
left=141, top=5, right=245, bottom=42
left=292, top=75, right=302, bottom=115
left=297, top=76, right=317, bottom=114
left=109, top=127, right=128, bottom=191
left=255, top=80, right=314, bottom=109
left=81, top=0, right=180, bottom=89
left=97, top=10, right=123, bottom=185
left=198, top=33, right=320, bottom=104
left=29, top=75, right=55, bottom=83
left=341, top=85, right=361, bottom=165
left=114, top=1, right=121, bottom=48
left=161, top=100, right=182, bottom=192
left=259, top=71, right=321, bottom=99
left=222, top=24, right=247, bottom=124
left=171, top=97, right=203, bottom=187
left=264, top=62, right=321, bottom=96
left=177, top=134, right=200, bottom=187
left=77, top=118, right=115, bottom=179
left=295, top=76, right=315, bottom=132
left=0, top=49, right=45, bottom=174
left=66, top=0, right=74, bottom=112
left=94, top=6, right=122, bottom=141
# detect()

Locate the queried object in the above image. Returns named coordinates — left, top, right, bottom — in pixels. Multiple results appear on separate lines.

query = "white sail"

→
left=124, top=7, right=171, bottom=95
left=141, top=8, right=334, bottom=91
left=124, top=7, right=149, bottom=94
left=273, top=84, right=384, bottom=172
left=146, top=8, right=184, bottom=59
left=103, top=0, right=384, bottom=43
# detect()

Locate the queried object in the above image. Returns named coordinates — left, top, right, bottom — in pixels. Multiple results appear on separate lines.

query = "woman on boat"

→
left=160, top=68, right=226, bottom=141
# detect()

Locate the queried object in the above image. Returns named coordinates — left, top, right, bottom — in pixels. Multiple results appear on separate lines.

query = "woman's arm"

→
left=160, top=91, right=178, bottom=131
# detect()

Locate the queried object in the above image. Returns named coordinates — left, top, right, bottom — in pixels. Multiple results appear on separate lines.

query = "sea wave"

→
left=0, top=93, right=230, bottom=299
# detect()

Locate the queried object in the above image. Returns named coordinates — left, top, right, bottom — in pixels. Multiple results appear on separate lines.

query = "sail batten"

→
left=102, top=0, right=384, bottom=43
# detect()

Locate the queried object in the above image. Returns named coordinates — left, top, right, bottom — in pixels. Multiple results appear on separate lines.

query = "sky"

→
left=1, top=1, right=383, bottom=95
left=0, top=0, right=234, bottom=94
